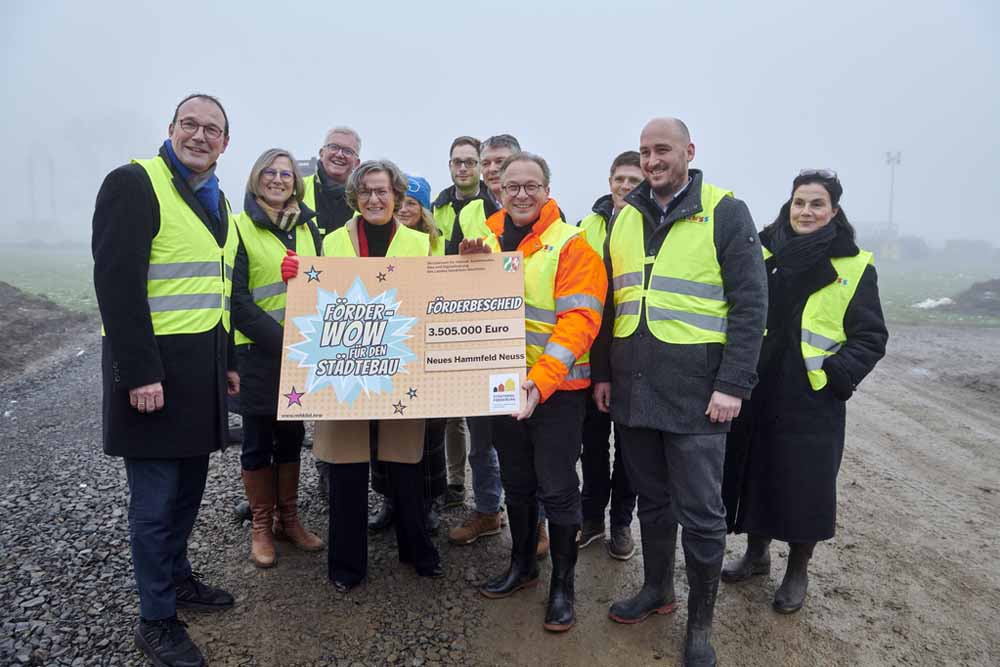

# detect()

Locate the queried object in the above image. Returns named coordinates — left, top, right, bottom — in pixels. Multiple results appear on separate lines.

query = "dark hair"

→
left=482, top=134, right=521, bottom=153
left=449, top=135, right=481, bottom=157
left=609, top=150, right=640, bottom=177
left=766, top=173, right=855, bottom=241
left=172, top=93, right=230, bottom=137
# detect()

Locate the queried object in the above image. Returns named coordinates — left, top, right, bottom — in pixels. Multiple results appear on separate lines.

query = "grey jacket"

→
left=590, top=170, right=767, bottom=434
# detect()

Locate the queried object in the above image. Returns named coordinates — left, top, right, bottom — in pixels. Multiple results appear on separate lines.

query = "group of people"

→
left=92, top=93, right=888, bottom=667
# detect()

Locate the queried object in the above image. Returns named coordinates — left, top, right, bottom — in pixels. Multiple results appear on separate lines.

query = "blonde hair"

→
left=246, top=148, right=305, bottom=204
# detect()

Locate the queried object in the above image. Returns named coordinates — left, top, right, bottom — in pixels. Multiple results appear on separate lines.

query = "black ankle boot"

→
left=368, top=496, right=394, bottom=532
left=134, top=617, right=205, bottom=667
left=480, top=503, right=539, bottom=599
left=609, top=522, right=678, bottom=623
left=721, top=534, right=771, bottom=583
left=543, top=524, right=579, bottom=632
left=773, top=541, right=815, bottom=614
left=684, top=561, right=720, bottom=667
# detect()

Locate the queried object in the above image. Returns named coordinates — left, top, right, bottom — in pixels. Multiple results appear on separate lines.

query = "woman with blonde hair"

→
left=232, top=148, right=325, bottom=568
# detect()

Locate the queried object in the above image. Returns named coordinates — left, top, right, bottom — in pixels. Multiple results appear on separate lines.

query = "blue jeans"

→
left=124, top=456, right=209, bottom=620
left=466, top=416, right=503, bottom=515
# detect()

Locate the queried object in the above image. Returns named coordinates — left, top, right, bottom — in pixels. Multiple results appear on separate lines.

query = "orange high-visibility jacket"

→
left=485, top=199, right=607, bottom=402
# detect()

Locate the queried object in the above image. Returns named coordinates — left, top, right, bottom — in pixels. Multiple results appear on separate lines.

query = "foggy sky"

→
left=2, top=1, right=997, bottom=245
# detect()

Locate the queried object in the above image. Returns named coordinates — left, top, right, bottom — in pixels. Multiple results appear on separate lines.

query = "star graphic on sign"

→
left=305, top=266, right=322, bottom=282
left=386, top=264, right=395, bottom=273
left=284, top=387, right=304, bottom=407
left=376, top=272, right=387, bottom=282
left=406, top=387, right=418, bottom=399
left=393, top=400, right=407, bottom=415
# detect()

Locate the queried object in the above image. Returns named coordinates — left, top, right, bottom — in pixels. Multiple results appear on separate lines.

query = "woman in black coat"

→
left=721, top=170, right=888, bottom=614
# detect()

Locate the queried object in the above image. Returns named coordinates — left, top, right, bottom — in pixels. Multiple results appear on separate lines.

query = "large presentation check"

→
left=276, top=252, right=527, bottom=420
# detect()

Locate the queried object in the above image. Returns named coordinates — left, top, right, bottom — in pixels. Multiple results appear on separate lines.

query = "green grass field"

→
left=0, top=246, right=996, bottom=325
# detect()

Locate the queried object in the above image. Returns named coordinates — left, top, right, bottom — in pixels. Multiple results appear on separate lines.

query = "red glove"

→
left=280, top=249, right=299, bottom=282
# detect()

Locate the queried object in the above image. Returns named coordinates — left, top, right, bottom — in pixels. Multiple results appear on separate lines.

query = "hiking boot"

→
left=134, top=617, right=205, bottom=667
left=577, top=518, right=605, bottom=548
left=173, top=572, right=234, bottom=611
left=722, top=535, right=771, bottom=583
left=448, top=510, right=502, bottom=545
left=535, top=521, right=550, bottom=560
left=773, top=542, right=815, bottom=614
left=442, top=485, right=465, bottom=509
left=607, top=525, right=636, bottom=561
left=368, top=497, right=394, bottom=532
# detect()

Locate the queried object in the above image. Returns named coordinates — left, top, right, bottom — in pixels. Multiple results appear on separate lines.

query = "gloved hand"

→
left=281, top=249, right=299, bottom=282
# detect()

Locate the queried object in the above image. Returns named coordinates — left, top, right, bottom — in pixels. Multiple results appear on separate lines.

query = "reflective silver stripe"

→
left=804, top=356, right=826, bottom=371
left=148, top=294, right=221, bottom=312
left=267, top=308, right=285, bottom=322
left=613, top=271, right=643, bottom=290
left=649, top=276, right=726, bottom=301
left=525, top=305, right=556, bottom=325
left=801, top=329, right=843, bottom=353
left=224, top=264, right=234, bottom=280
left=556, top=293, right=603, bottom=314
left=526, top=331, right=551, bottom=347
left=647, top=306, right=727, bottom=333
left=566, top=364, right=591, bottom=380
left=147, top=261, right=220, bottom=280
left=615, top=301, right=640, bottom=317
left=252, top=281, right=287, bottom=301
left=543, top=341, right=577, bottom=369
left=224, top=296, right=231, bottom=312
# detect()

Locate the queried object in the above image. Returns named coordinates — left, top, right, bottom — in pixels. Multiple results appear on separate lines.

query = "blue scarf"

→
left=163, top=139, right=221, bottom=222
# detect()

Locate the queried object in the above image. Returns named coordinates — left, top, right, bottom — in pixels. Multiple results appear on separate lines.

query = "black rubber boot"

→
left=543, top=524, right=579, bottom=632
left=683, top=561, right=720, bottom=667
left=773, top=541, right=815, bottom=614
left=368, top=496, right=394, bottom=532
left=721, top=534, right=771, bottom=583
left=609, top=522, right=678, bottom=623
left=480, top=503, right=539, bottom=599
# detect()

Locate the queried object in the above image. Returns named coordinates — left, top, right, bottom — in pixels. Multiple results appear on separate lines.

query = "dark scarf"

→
left=357, top=218, right=395, bottom=257
left=315, top=166, right=353, bottom=234
left=768, top=219, right=837, bottom=274
left=163, top=140, right=221, bottom=223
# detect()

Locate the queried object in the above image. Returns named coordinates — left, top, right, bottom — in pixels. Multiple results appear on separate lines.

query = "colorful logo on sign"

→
left=503, top=256, right=521, bottom=272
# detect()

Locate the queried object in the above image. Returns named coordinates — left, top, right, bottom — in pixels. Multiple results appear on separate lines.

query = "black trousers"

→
left=618, top=426, right=726, bottom=569
left=580, top=399, right=636, bottom=527
left=491, top=389, right=586, bottom=526
left=327, top=459, right=439, bottom=587
left=240, top=414, right=304, bottom=470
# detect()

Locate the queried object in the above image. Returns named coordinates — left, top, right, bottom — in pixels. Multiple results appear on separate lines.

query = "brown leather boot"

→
left=242, top=467, right=276, bottom=568
left=274, top=462, right=324, bottom=552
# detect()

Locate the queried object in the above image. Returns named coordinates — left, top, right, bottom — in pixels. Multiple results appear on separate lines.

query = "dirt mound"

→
left=0, top=281, right=94, bottom=377
left=948, top=278, right=1000, bottom=315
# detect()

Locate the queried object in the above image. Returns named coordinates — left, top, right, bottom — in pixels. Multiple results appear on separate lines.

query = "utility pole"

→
left=886, top=151, right=901, bottom=234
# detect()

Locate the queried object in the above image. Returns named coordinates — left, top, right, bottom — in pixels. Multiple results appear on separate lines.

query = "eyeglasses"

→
left=176, top=118, right=224, bottom=141
left=501, top=182, right=545, bottom=197
left=450, top=158, right=479, bottom=170
left=261, top=168, right=294, bottom=181
left=358, top=188, right=392, bottom=202
left=799, top=168, right=838, bottom=180
left=323, top=143, right=358, bottom=158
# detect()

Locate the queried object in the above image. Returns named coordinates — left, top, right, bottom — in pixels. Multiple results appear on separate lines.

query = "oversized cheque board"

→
left=277, top=252, right=527, bottom=420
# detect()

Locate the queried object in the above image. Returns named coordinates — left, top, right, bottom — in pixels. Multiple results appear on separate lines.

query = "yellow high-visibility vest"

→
left=323, top=220, right=430, bottom=257
left=433, top=198, right=488, bottom=243
left=762, top=246, right=873, bottom=390
left=578, top=211, right=608, bottom=258
left=233, top=213, right=318, bottom=345
left=127, top=156, right=237, bottom=335
left=609, top=182, right=732, bottom=344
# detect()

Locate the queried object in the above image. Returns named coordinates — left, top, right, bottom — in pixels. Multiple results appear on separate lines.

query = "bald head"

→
left=639, top=117, right=695, bottom=202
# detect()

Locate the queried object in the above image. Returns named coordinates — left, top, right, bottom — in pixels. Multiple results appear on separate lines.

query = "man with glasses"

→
left=591, top=117, right=766, bottom=665
left=93, top=93, right=240, bottom=667
left=302, top=126, right=362, bottom=237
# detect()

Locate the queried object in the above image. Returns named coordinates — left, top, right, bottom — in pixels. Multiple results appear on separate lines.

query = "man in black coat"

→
left=92, top=93, right=239, bottom=667
left=591, top=118, right=767, bottom=667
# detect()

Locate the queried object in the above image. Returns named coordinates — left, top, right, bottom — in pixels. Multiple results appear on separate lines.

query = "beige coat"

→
left=313, top=216, right=431, bottom=464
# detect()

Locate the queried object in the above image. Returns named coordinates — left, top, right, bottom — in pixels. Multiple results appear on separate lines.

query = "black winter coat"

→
left=231, top=195, right=321, bottom=415
left=92, top=147, right=237, bottom=459
left=722, top=223, right=888, bottom=542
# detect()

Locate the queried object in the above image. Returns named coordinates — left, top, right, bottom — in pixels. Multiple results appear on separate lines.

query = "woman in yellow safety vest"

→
left=231, top=148, right=326, bottom=569
left=721, top=170, right=887, bottom=613
left=367, top=174, right=448, bottom=535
